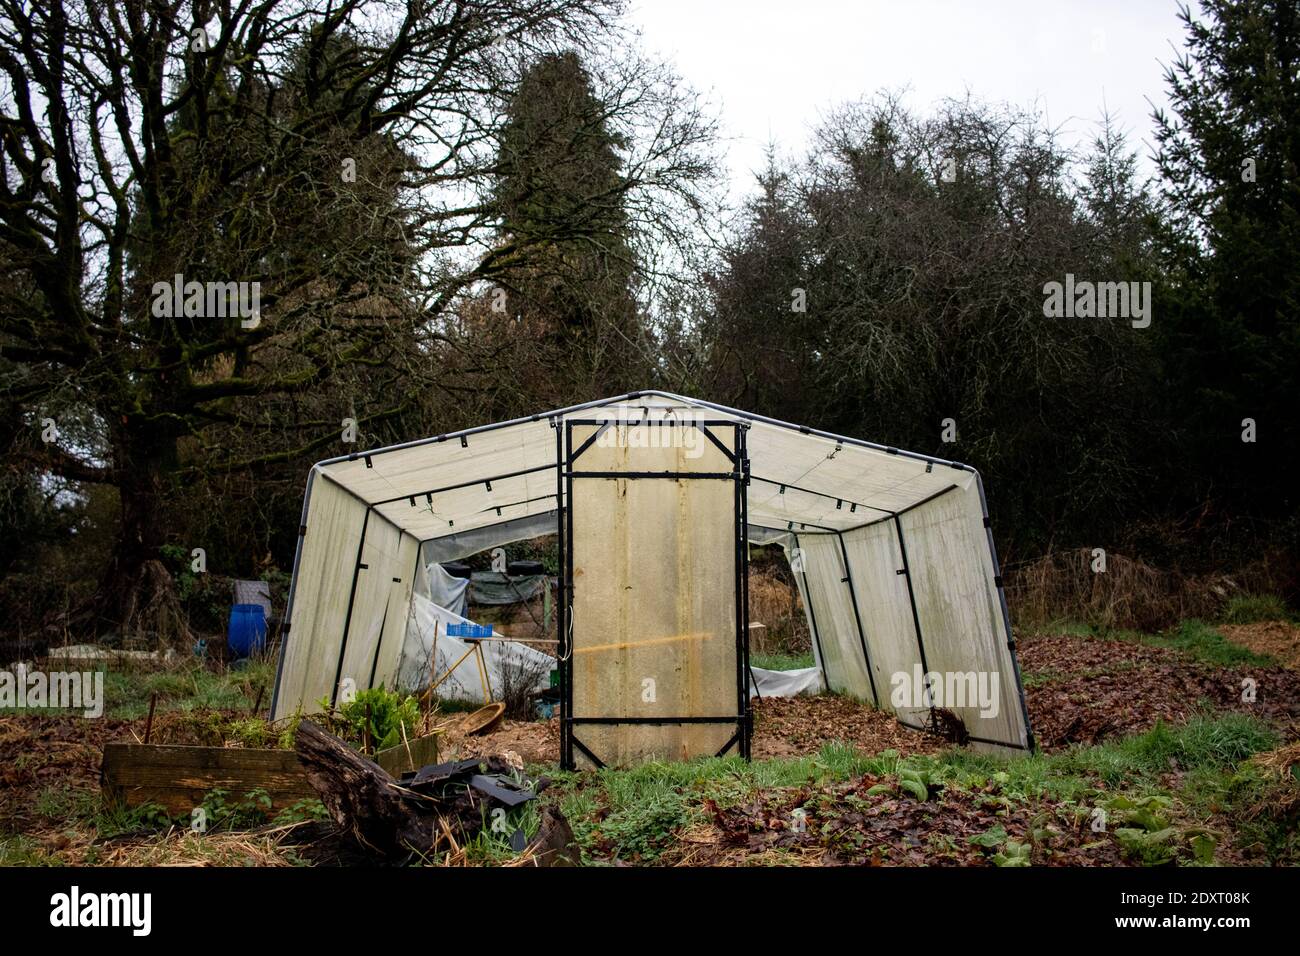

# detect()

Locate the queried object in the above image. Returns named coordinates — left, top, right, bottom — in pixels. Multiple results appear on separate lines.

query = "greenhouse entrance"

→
left=560, top=417, right=751, bottom=769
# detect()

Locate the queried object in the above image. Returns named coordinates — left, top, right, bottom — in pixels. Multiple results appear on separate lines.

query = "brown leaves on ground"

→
left=1020, top=633, right=1300, bottom=750
left=662, top=775, right=1123, bottom=867
left=1017, top=633, right=1172, bottom=675
left=438, top=713, right=559, bottom=764
left=0, top=715, right=131, bottom=817
left=752, top=695, right=942, bottom=759
left=435, top=695, right=948, bottom=765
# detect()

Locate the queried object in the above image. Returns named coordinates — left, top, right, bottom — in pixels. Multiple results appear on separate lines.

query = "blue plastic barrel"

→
left=227, top=604, right=267, bottom=658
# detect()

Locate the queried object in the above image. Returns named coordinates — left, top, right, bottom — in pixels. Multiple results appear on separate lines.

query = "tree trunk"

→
left=89, top=420, right=191, bottom=645
left=294, top=720, right=441, bottom=856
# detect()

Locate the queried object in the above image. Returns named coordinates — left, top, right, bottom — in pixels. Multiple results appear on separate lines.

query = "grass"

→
left=1137, top=619, right=1276, bottom=667
left=103, top=657, right=275, bottom=719
left=0, top=656, right=275, bottom=719
left=539, top=712, right=1286, bottom=865
left=1222, top=593, right=1291, bottom=625
left=1038, top=619, right=1276, bottom=668
left=6, top=616, right=1296, bottom=866
left=0, top=834, right=63, bottom=866
left=751, top=651, right=815, bottom=671
left=6, top=711, right=1290, bottom=867
left=546, top=742, right=893, bottom=863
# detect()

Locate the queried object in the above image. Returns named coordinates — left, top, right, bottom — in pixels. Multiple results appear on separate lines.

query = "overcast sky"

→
left=627, top=0, right=1189, bottom=201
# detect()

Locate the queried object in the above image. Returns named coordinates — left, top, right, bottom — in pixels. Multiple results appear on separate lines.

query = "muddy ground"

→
left=3, top=621, right=1298, bottom=865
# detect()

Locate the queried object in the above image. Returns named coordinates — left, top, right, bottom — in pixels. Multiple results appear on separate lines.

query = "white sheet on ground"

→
left=749, top=665, right=824, bottom=697
left=396, top=592, right=553, bottom=704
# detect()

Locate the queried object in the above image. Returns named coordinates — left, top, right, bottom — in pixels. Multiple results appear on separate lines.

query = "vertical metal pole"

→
left=738, top=425, right=752, bottom=759
left=563, top=420, right=576, bottom=770
left=835, top=531, right=879, bottom=707
left=730, top=424, right=750, bottom=759
left=554, top=420, right=571, bottom=770
left=331, top=507, right=371, bottom=708
left=731, top=425, right=743, bottom=754
left=892, top=514, right=933, bottom=708
left=974, top=472, right=1036, bottom=752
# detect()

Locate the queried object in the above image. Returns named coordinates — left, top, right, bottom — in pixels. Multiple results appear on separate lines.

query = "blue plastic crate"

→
left=446, top=622, right=493, bottom=639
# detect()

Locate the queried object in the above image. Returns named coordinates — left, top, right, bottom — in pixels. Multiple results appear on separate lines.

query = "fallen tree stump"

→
left=293, top=720, right=578, bottom=864
left=294, top=720, right=440, bottom=856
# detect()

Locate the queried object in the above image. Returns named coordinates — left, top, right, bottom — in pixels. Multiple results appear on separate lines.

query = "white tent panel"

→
left=367, top=530, right=422, bottom=693
left=318, top=418, right=556, bottom=506
left=371, top=467, right=557, bottom=541
left=796, top=533, right=877, bottom=703
left=273, top=472, right=368, bottom=717
left=333, top=514, right=404, bottom=693
left=897, top=486, right=1030, bottom=750
left=840, top=518, right=932, bottom=729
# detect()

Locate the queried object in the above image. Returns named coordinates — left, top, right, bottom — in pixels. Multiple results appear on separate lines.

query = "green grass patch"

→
left=750, top=651, right=815, bottom=671
left=550, top=716, right=1276, bottom=852
left=1044, top=619, right=1277, bottom=668
left=102, top=658, right=275, bottom=719
left=0, top=834, right=64, bottom=866
left=1222, top=594, right=1290, bottom=625
left=1138, top=620, right=1276, bottom=668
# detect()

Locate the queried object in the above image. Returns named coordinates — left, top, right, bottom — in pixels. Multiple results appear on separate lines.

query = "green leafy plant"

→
left=326, top=688, right=421, bottom=753
left=1102, top=794, right=1217, bottom=865
left=968, top=824, right=1009, bottom=848
left=866, top=766, right=939, bottom=802
left=273, top=798, right=331, bottom=825
left=199, top=788, right=273, bottom=831
left=993, top=840, right=1032, bottom=867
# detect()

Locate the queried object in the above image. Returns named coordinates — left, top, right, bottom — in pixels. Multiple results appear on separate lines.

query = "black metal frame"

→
left=558, top=418, right=751, bottom=770
left=836, top=530, right=879, bottom=706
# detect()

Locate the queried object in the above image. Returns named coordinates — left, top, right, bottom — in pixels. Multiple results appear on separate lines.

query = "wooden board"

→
left=374, top=732, right=441, bottom=776
left=101, top=743, right=317, bottom=817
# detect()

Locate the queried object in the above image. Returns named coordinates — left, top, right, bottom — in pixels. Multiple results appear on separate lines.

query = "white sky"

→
left=627, top=0, right=1188, bottom=201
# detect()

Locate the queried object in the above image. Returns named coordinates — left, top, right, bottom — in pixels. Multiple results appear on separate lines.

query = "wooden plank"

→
left=375, top=732, right=441, bottom=777
left=101, top=743, right=317, bottom=817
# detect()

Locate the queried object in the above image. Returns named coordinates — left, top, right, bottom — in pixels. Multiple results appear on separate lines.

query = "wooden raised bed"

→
left=102, top=732, right=441, bottom=816
left=101, top=743, right=315, bottom=816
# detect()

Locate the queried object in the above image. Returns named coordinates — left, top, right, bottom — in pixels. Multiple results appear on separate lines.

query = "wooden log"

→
left=293, top=720, right=440, bottom=855
left=101, top=743, right=316, bottom=817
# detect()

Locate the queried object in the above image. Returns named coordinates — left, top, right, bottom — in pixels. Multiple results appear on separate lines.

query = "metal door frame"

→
left=557, top=417, right=751, bottom=769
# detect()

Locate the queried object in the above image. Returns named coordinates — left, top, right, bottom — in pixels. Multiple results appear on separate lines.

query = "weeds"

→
left=1222, top=593, right=1290, bottom=624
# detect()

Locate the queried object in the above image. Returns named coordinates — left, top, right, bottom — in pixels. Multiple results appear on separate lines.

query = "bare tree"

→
left=0, top=0, right=637, bottom=638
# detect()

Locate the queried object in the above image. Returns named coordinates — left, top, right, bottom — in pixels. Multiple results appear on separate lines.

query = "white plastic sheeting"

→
left=426, top=564, right=469, bottom=618
left=396, top=592, right=553, bottom=704
left=749, top=666, right=824, bottom=697
left=271, top=391, right=1032, bottom=756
